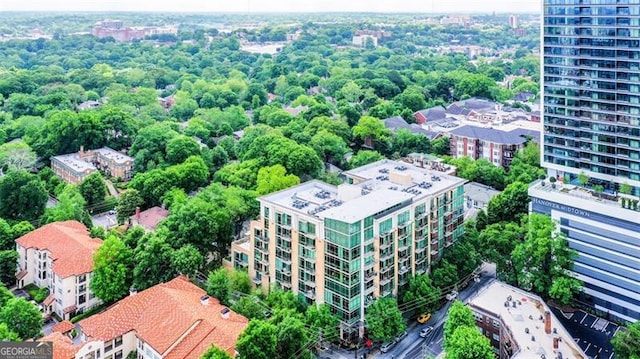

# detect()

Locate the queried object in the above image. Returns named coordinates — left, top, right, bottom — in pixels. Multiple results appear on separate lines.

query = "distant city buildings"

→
left=230, top=160, right=466, bottom=334
left=508, top=15, right=520, bottom=29
left=352, top=34, right=378, bottom=48
left=537, top=0, right=640, bottom=322
left=91, top=19, right=178, bottom=42
left=15, top=221, right=103, bottom=320
left=467, top=280, right=587, bottom=359
left=51, top=146, right=134, bottom=184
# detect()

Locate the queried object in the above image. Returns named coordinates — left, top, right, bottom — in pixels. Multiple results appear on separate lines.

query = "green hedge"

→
left=70, top=304, right=107, bottom=324
left=25, top=285, right=49, bottom=303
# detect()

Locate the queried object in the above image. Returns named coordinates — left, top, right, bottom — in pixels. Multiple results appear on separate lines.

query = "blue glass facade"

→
left=543, top=0, right=640, bottom=194
left=532, top=198, right=640, bottom=321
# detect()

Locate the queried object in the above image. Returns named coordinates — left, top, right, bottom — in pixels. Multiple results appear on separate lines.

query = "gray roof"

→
left=449, top=98, right=496, bottom=112
left=464, top=182, right=501, bottom=204
left=415, top=106, right=447, bottom=121
left=449, top=125, right=539, bottom=145
left=383, top=116, right=440, bottom=140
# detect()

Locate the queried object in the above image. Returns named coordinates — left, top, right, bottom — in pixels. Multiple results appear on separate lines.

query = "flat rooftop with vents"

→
left=467, top=280, right=587, bottom=359
left=260, top=159, right=466, bottom=221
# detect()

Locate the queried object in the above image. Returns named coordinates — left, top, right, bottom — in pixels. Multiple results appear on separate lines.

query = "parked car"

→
left=420, top=326, right=434, bottom=338
left=395, top=331, right=408, bottom=343
left=417, top=312, right=432, bottom=324
left=380, top=340, right=396, bottom=353
left=446, top=290, right=458, bottom=301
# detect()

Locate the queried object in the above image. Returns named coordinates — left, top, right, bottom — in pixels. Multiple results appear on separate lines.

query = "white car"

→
left=420, top=326, right=434, bottom=338
left=446, top=290, right=458, bottom=301
left=380, top=340, right=396, bottom=353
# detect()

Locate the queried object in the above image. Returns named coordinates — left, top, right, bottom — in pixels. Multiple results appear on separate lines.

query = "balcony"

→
left=304, top=290, right=315, bottom=300
left=252, top=276, right=262, bottom=285
left=380, top=276, right=393, bottom=286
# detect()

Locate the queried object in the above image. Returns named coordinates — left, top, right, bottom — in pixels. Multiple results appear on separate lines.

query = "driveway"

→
left=92, top=212, right=118, bottom=229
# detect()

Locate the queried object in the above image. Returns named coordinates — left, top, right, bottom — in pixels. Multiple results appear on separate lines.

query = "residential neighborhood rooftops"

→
left=449, top=125, right=538, bottom=145
left=468, top=281, right=587, bottom=359
left=383, top=116, right=441, bottom=139
left=414, top=106, right=447, bottom=121
left=15, top=221, right=102, bottom=278
left=39, top=332, right=77, bottom=359
left=464, top=182, right=501, bottom=204
left=79, top=276, right=248, bottom=357
left=92, top=147, right=133, bottom=164
left=51, top=153, right=97, bottom=173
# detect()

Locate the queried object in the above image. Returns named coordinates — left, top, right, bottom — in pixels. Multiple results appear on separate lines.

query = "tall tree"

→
left=443, top=301, right=476, bottom=340
left=206, top=268, right=231, bottom=305
left=132, top=235, right=176, bottom=290
left=41, top=185, right=91, bottom=226
left=444, top=325, right=494, bottom=359
left=232, top=296, right=267, bottom=320
left=0, top=322, right=19, bottom=341
left=0, top=141, right=37, bottom=174
left=365, top=297, right=406, bottom=342
left=402, top=274, right=442, bottom=315
left=0, top=219, right=13, bottom=251
left=236, top=320, right=278, bottom=359
left=78, top=172, right=107, bottom=206
left=348, top=150, right=384, bottom=169
left=276, top=317, right=314, bottom=359
left=0, top=251, right=18, bottom=286
left=256, top=165, right=300, bottom=195
left=91, top=236, right=133, bottom=303
left=305, top=304, right=340, bottom=342
left=486, top=181, right=530, bottom=224
left=170, top=244, right=204, bottom=278
left=166, top=135, right=202, bottom=165
left=116, top=189, right=144, bottom=224
left=0, top=170, right=48, bottom=221
left=0, top=298, right=44, bottom=339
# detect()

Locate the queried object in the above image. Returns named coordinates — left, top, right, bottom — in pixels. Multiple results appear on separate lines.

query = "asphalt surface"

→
left=92, top=212, right=118, bottom=229
left=551, top=308, right=618, bottom=359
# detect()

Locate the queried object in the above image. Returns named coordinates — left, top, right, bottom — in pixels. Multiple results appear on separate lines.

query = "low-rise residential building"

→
left=467, top=280, right=587, bottom=359
left=15, top=221, right=103, bottom=320
left=129, top=206, right=170, bottom=232
left=464, top=182, right=501, bottom=211
left=383, top=116, right=440, bottom=140
left=352, top=35, right=378, bottom=48
left=231, top=159, right=466, bottom=335
left=414, top=106, right=447, bottom=124
left=449, top=125, right=538, bottom=169
left=51, top=146, right=134, bottom=184
left=77, top=276, right=248, bottom=359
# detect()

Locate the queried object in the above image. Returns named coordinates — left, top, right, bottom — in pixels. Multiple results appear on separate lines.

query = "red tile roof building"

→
left=16, top=221, right=103, bottom=320
left=129, top=206, right=170, bottom=231
left=78, top=276, right=248, bottom=359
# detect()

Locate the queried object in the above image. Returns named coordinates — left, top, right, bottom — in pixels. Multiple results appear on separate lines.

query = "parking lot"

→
left=553, top=309, right=618, bottom=359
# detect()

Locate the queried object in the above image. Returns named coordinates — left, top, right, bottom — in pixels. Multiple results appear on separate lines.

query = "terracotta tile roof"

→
left=63, top=305, right=77, bottom=314
left=15, top=221, right=102, bottom=278
left=39, top=332, right=77, bottom=359
left=52, top=320, right=75, bottom=334
left=131, top=206, right=170, bottom=231
left=43, top=293, right=56, bottom=306
left=79, top=276, right=248, bottom=357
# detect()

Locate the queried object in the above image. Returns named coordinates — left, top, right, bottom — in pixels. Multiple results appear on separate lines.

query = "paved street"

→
left=92, top=212, right=118, bottom=229
left=551, top=308, right=618, bottom=359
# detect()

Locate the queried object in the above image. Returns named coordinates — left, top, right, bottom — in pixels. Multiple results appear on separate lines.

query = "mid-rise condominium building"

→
left=535, top=0, right=640, bottom=322
left=231, top=159, right=466, bottom=331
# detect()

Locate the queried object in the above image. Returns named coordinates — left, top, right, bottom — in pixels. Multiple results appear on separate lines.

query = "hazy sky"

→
left=1, top=0, right=540, bottom=13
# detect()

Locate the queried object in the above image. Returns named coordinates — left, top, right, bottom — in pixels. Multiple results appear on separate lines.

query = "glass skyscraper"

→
left=543, top=0, right=640, bottom=194
left=536, top=0, right=640, bottom=322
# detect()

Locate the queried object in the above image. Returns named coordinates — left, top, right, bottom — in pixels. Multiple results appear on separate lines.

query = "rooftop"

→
left=464, top=182, right=501, bottom=203
left=131, top=206, right=170, bottom=231
left=449, top=125, right=538, bottom=145
left=52, top=154, right=97, bottom=173
left=383, top=116, right=441, bottom=139
left=467, top=281, right=587, bottom=359
left=39, top=332, right=77, bottom=359
left=79, top=276, right=248, bottom=357
left=92, top=147, right=133, bottom=164
left=260, top=160, right=466, bottom=221
left=16, top=221, right=102, bottom=278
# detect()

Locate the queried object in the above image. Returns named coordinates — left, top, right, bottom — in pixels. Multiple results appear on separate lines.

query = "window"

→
left=114, top=336, right=122, bottom=347
left=492, top=319, right=500, bottom=328
left=492, top=333, right=500, bottom=341
left=114, top=351, right=122, bottom=359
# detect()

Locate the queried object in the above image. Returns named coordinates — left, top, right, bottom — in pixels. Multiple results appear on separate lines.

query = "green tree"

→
left=365, top=297, right=406, bottom=342
left=0, top=141, right=37, bottom=174
left=431, top=260, right=458, bottom=290
left=0, top=170, right=48, bottom=222
left=0, top=251, right=18, bottom=286
left=41, top=185, right=90, bottom=226
left=310, top=130, right=349, bottom=165
left=352, top=116, right=391, bottom=149
left=200, top=345, right=233, bottom=359
left=276, top=317, right=313, bottom=359
left=236, top=320, right=278, bottom=359
left=166, top=135, right=202, bottom=165
left=0, top=298, right=44, bottom=339
left=403, top=274, right=441, bottom=315
left=444, top=301, right=476, bottom=340
left=206, top=268, right=231, bottom=305
left=611, top=321, right=640, bottom=359
left=91, top=236, right=133, bottom=303
left=132, top=235, right=176, bottom=290
left=116, top=189, right=144, bottom=224
left=348, top=150, right=384, bottom=169
left=229, top=270, right=252, bottom=295
left=0, top=322, right=19, bottom=341
left=389, top=129, right=430, bottom=157
left=232, top=296, right=267, bottom=320
left=256, top=165, right=300, bottom=195
left=487, top=181, right=530, bottom=224
left=0, top=283, right=14, bottom=308
left=444, top=325, right=494, bottom=359
left=78, top=172, right=107, bottom=206
left=0, top=218, right=13, bottom=251
left=170, top=244, right=204, bottom=278
left=305, top=304, right=340, bottom=343
left=431, top=136, right=450, bottom=156
left=549, top=276, right=583, bottom=306
left=11, top=221, right=34, bottom=239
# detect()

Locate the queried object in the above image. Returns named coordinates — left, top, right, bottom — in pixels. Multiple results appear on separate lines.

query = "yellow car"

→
left=417, top=313, right=432, bottom=324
